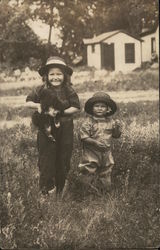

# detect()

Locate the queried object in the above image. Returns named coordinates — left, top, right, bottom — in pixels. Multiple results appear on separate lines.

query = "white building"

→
left=140, top=25, right=159, bottom=62
left=83, top=30, right=143, bottom=72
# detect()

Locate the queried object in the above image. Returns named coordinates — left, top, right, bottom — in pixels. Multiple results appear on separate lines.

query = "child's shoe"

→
left=48, top=187, right=56, bottom=195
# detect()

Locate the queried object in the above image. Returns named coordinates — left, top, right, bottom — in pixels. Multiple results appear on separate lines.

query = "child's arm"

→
left=65, top=86, right=80, bottom=115
left=45, top=106, right=79, bottom=117
left=25, top=85, right=44, bottom=113
left=63, top=107, right=79, bottom=115
left=112, top=119, right=122, bottom=138
left=25, top=101, right=42, bottom=113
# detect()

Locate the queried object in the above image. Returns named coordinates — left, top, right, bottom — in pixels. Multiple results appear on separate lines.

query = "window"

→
left=151, top=37, right=156, bottom=53
left=125, top=43, right=135, bottom=63
left=91, top=44, right=95, bottom=53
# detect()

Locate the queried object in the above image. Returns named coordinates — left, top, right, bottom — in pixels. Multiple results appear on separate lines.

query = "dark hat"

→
left=38, top=56, right=73, bottom=76
left=85, top=92, right=117, bottom=116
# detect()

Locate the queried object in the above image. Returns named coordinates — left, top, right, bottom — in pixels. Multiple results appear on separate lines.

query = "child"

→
left=26, top=56, right=80, bottom=196
left=78, top=92, right=121, bottom=192
left=31, top=88, right=64, bottom=142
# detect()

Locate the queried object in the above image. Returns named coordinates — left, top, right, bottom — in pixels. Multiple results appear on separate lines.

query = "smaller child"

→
left=78, top=92, right=121, bottom=191
left=32, top=88, right=64, bottom=142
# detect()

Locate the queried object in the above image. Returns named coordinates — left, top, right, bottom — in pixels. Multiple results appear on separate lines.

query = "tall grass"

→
left=74, top=69, right=159, bottom=92
left=0, top=101, right=159, bottom=249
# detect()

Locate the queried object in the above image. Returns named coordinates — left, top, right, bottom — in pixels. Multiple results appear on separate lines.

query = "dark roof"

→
left=140, top=24, right=159, bottom=37
left=83, top=29, right=143, bottom=45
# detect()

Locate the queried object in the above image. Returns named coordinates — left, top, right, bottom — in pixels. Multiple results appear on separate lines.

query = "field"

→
left=0, top=68, right=159, bottom=249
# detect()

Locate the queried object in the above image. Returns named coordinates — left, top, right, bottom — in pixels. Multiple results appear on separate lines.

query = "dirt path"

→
left=0, top=90, right=158, bottom=107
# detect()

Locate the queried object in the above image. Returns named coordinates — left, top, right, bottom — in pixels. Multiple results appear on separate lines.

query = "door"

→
left=101, top=43, right=115, bottom=70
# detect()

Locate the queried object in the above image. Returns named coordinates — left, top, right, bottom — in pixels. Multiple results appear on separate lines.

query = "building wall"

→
left=87, top=44, right=101, bottom=69
left=103, top=33, right=142, bottom=72
left=155, top=26, right=159, bottom=60
left=141, top=33, right=156, bottom=62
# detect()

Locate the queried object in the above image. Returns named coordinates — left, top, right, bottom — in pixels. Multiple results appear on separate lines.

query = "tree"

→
left=0, top=0, right=43, bottom=66
left=25, top=0, right=60, bottom=57
left=22, top=0, right=98, bottom=62
left=57, top=0, right=95, bottom=62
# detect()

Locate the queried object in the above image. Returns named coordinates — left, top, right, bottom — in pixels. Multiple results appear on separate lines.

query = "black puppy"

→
left=32, top=88, right=64, bottom=142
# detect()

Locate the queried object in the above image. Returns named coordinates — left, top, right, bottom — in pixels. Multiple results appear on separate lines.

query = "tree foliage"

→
left=0, top=0, right=159, bottom=66
left=0, top=0, right=44, bottom=66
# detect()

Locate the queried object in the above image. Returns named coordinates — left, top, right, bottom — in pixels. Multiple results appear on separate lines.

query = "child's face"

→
left=93, top=102, right=108, bottom=117
left=48, top=67, right=64, bottom=86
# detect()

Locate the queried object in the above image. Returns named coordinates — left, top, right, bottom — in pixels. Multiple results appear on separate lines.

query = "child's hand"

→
left=37, top=105, right=42, bottom=114
left=113, top=119, right=121, bottom=128
left=112, top=119, right=122, bottom=138
left=47, top=107, right=60, bottom=117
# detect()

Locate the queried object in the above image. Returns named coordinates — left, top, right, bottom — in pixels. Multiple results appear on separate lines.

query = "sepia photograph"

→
left=0, top=0, right=159, bottom=249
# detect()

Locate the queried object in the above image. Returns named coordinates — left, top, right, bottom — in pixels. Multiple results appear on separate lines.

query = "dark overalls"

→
left=26, top=84, right=80, bottom=194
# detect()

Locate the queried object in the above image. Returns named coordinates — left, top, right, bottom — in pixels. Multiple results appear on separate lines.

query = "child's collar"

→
left=92, top=116, right=110, bottom=122
left=47, top=84, right=62, bottom=89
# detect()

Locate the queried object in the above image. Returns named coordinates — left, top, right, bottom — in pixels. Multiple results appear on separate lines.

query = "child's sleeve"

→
left=26, top=85, right=44, bottom=103
left=112, top=119, right=122, bottom=138
left=79, top=118, right=92, bottom=141
left=66, top=86, right=80, bottom=109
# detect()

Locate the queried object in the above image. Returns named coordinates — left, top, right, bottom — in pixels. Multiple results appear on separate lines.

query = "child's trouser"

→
left=78, top=148, right=114, bottom=189
left=79, top=163, right=114, bottom=189
left=37, top=117, right=73, bottom=194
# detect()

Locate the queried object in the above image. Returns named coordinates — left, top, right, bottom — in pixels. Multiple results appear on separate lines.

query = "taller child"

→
left=26, top=56, right=80, bottom=196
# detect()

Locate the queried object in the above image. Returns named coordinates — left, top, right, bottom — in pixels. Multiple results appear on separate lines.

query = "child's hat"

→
left=38, top=56, right=73, bottom=76
left=84, top=92, right=117, bottom=116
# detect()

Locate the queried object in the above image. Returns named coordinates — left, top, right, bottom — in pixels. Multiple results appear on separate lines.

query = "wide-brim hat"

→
left=85, top=92, right=117, bottom=116
left=38, top=56, right=73, bottom=76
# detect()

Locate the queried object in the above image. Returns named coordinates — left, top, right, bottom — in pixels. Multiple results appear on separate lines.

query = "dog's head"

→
left=40, top=89, right=63, bottom=111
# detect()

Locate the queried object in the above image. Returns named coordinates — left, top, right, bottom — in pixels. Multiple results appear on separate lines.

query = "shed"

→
left=83, top=30, right=143, bottom=72
left=140, top=25, right=159, bottom=62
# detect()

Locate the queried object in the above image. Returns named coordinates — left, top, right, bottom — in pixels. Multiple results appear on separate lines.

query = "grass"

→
left=0, top=99, right=159, bottom=249
left=0, top=68, right=159, bottom=96
left=74, top=70, right=159, bottom=92
left=0, top=100, right=158, bottom=123
left=0, top=86, right=33, bottom=97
